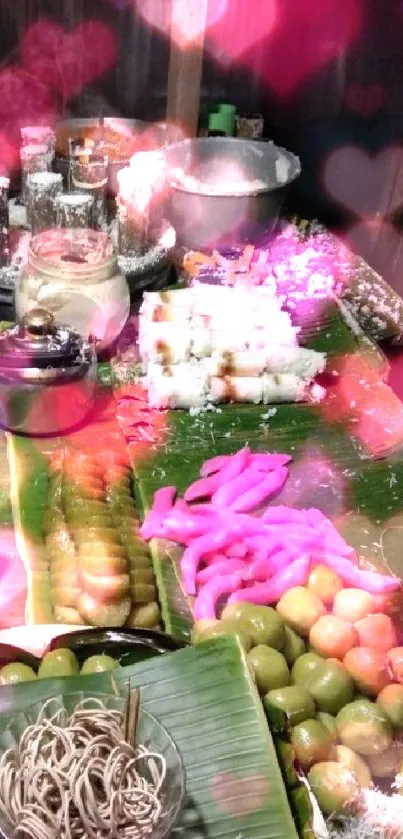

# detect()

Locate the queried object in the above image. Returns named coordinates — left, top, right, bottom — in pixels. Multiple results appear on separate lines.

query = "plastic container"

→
left=218, top=103, right=237, bottom=136
left=16, top=228, right=130, bottom=351
left=0, top=692, right=185, bottom=839
left=208, top=112, right=228, bottom=137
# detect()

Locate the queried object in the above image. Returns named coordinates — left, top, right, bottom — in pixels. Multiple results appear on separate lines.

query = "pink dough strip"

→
left=320, top=554, right=399, bottom=593
left=249, top=453, right=292, bottom=471
left=212, top=467, right=265, bottom=508
left=200, top=454, right=232, bottom=477
left=262, top=505, right=307, bottom=524
left=225, top=542, right=249, bottom=558
left=196, top=558, right=247, bottom=585
left=306, top=509, right=355, bottom=558
left=193, top=571, right=245, bottom=620
left=230, top=466, right=288, bottom=513
left=244, top=534, right=282, bottom=560
left=184, top=472, right=226, bottom=502
left=180, top=527, right=242, bottom=594
left=227, top=555, right=311, bottom=606
left=152, top=486, right=177, bottom=514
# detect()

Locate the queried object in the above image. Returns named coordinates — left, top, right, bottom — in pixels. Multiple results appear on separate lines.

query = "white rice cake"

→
left=138, top=321, right=192, bottom=364
left=146, top=362, right=209, bottom=409
left=262, top=373, right=307, bottom=403
left=210, top=376, right=264, bottom=404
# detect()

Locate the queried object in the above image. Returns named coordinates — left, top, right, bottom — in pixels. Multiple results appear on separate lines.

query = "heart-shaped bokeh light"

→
left=323, top=145, right=403, bottom=218
left=137, top=0, right=228, bottom=48
left=21, top=19, right=117, bottom=99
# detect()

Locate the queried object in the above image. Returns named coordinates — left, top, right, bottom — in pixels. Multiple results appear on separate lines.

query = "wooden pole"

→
left=166, top=0, right=208, bottom=137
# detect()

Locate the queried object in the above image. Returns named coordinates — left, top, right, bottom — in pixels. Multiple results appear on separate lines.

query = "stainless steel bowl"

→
left=164, top=137, right=301, bottom=250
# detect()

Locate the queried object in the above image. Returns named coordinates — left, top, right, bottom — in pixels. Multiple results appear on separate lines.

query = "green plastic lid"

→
left=208, top=112, right=228, bottom=134
left=218, top=103, right=237, bottom=116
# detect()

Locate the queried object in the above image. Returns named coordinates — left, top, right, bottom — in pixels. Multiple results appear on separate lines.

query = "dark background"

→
left=1, top=0, right=403, bottom=293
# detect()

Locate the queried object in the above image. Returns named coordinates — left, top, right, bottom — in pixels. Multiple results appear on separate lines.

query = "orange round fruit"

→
left=386, top=647, right=403, bottom=684
left=307, top=565, right=343, bottom=605
left=343, top=647, right=390, bottom=697
left=309, top=615, right=358, bottom=660
left=355, top=614, right=398, bottom=653
left=333, top=589, right=377, bottom=623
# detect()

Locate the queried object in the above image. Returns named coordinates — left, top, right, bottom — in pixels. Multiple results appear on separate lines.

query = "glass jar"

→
left=16, top=228, right=130, bottom=352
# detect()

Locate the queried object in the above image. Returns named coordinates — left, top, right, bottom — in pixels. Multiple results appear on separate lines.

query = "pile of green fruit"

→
left=191, top=594, right=403, bottom=818
left=0, top=649, right=120, bottom=685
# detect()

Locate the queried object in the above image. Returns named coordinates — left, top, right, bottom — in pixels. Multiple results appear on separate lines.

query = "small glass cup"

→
left=0, top=176, right=10, bottom=267
left=21, top=125, right=55, bottom=154
left=56, top=192, right=95, bottom=229
left=20, top=143, right=53, bottom=201
left=71, top=154, right=108, bottom=230
left=26, top=171, right=63, bottom=235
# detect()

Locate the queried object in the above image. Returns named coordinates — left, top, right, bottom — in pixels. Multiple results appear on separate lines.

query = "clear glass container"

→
left=16, top=228, right=130, bottom=351
left=20, top=125, right=55, bottom=153
left=20, top=143, right=53, bottom=200
left=56, top=192, right=94, bottom=229
left=0, top=692, right=185, bottom=839
left=71, top=153, right=108, bottom=230
left=0, top=176, right=10, bottom=267
left=26, top=171, right=63, bottom=234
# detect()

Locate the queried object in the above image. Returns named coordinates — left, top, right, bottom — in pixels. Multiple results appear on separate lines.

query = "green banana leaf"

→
left=131, top=300, right=403, bottom=640
left=0, top=636, right=300, bottom=839
left=0, top=434, right=12, bottom=526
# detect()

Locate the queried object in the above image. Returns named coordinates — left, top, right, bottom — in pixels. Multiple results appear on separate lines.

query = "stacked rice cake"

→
left=138, top=286, right=326, bottom=409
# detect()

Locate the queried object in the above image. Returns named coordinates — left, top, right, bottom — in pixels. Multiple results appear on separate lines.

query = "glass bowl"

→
left=0, top=691, right=185, bottom=839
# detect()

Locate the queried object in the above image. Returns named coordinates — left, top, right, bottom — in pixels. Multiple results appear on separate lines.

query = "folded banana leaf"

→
left=0, top=636, right=300, bottom=839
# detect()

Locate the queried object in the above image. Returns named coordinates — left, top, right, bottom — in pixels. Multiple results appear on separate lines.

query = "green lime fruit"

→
left=316, top=712, right=338, bottom=740
left=193, top=618, right=253, bottom=652
left=377, top=684, right=403, bottom=729
left=0, top=663, right=37, bottom=685
left=336, top=699, right=392, bottom=756
left=190, top=620, right=219, bottom=644
left=308, top=659, right=355, bottom=715
left=221, top=602, right=285, bottom=648
left=335, top=745, right=372, bottom=787
left=81, top=655, right=119, bottom=675
left=38, top=649, right=80, bottom=679
left=291, top=718, right=334, bottom=770
left=248, top=646, right=290, bottom=694
left=126, top=602, right=160, bottom=629
left=308, top=762, right=361, bottom=817
left=265, top=685, right=315, bottom=727
left=282, top=626, right=306, bottom=665
left=291, top=652, right=323, bottom=687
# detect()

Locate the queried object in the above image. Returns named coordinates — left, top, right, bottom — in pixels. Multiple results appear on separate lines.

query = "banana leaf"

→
left=130, top=299, right=403, bottom=640
left=0, top=636, right=300, bottom=839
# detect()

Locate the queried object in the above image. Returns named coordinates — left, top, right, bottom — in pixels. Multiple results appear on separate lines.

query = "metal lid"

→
left=0, top=307, right=94, bottom=381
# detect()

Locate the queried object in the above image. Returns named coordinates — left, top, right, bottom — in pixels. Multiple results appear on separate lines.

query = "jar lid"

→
left=29, top=228, right=114, bottom=270
left=0, top=307, right=93, bottom=380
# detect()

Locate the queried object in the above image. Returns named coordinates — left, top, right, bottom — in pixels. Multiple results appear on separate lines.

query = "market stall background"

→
left=0, top=0, right=402, bottom=293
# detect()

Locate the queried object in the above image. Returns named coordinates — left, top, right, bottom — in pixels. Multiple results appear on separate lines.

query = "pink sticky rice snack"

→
left=141, top=448, right=399, bottom=617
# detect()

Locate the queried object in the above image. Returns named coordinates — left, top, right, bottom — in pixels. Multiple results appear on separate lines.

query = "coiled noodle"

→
left=0, top=697, right=167, bottom=839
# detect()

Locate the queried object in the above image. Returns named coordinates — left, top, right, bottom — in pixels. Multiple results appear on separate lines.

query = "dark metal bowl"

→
left=164, top=137, right=301, bottom=251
